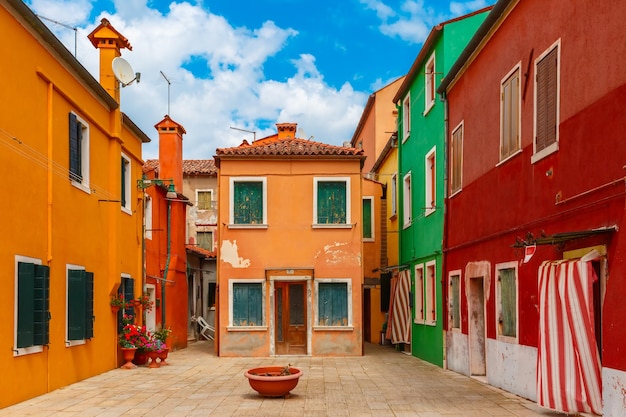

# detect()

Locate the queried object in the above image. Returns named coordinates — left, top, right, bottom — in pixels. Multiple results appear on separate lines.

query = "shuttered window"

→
left=362, top=197, right=373, bottom=239
left=233, top=181, right=263, bottom=224
left=497, top=266, right=517, bottom=338
left=316, top=181, right=347, bottom=224
left=425, top=54, right=436, bottom=112
left=318, top=282, right=348, bottom=326
left=197, top=190, right=212, bottom=210
left=120, top=154, right=131, bottom=210
left=501, top=68, right=520, bottom=160
left=403, top=173, right=411, bottom=228
left=402, top=95, right=411, bottom=141
left=17, top=262, right=50, bottom=348
left=450, top=123, right=463, bottom=193
left=69, top=113, right=83, bottom=182
left=535, top=45, right=559, bottom=154
left=425, top=149, right=436, bottom=215
left=197, top=231, right=213, bottom=251
left=68, top=269, right=94, bottom=341
left=232, top=282, right=263, bottom=326
left=449, top=273, right=461, bottom=330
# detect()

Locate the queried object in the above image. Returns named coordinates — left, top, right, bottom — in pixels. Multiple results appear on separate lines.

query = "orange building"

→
left=214, top=123, right=365, bottom=356
left=142, top=116, right=189, bottom=350
left=1, top=1, right=147, bottom=407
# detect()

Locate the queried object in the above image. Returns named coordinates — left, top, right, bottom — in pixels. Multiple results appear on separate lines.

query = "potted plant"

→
left=244, top=364, right=303, bottom=397
left=118, top=319, right=140, bottom=369
left=110, top=293, right=126, bottom=313
left=153, top=327, right=171, bottom=365
left=145, top=339, right=166, bottom=368
left=136, top=293, right=154, bottom=312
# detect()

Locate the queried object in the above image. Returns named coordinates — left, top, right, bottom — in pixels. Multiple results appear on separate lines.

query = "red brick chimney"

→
left=155, top=115, right=186, bottom=192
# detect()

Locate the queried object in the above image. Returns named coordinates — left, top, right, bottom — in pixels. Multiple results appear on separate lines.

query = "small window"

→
left=496, top=262, right=518, bottom=340
left=362, top=197, right=374, bottom=241
left=197, top=190, right=213, bottom=210
left=450, top=122, right=463, bottom=194
left=197, top=231, right=213, bottom=251
left=425, top=147, right=436, bottom=216
left=230, top=177, right=266, bottom=226
left=424, top=53, right=436, bottom=114
left=314, top=177, right=351, bottom=226
left=15, top=259, right=50, bottom=354
left=449, top=271, right=461, bottom=330
left=402, top=94, right=411, bottom=142
left=69, top=112, right=90, bottom=192
left=425, top=261, right=436, bottom=325
left=501, top=66, right=521, bottom=161
left=533, top=40, right=560, bottom=163
left=316, top=280, right=351, bottom=327
left=403, top=173, right=411, bottom=229
left=121, top=153, right=131, bottom=213
left=390, top=173, right=398, bottom=217
left=67, top=266, right=94, bottom=344
left=231, top=281, right=264, bottom=326
left=145, top=195, right=153, bottom=240
left=414, top=265, right=424, bottom=323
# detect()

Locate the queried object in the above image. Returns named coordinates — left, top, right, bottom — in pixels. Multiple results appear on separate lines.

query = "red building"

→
left=438, top=0, right=626, bottom=415
left=142, top=116, right=189, bottom=350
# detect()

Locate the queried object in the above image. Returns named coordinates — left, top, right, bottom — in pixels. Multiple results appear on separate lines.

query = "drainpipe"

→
left=440, top=91, right=450, bottom=371
left=162, top=198, right=172, bottom=327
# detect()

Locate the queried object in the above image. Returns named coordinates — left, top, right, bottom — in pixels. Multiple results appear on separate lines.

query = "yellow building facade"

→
left=0, top=1, right=147, bottom=408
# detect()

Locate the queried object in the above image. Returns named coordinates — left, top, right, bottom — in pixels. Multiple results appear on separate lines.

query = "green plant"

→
left=154, top=327, right=172, bottom=342
left=137, top=293, right=154, bottom=312
left=110, top=293, right=126, bottom=308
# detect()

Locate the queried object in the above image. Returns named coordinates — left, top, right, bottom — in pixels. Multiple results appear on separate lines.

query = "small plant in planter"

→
left=153, top=327, right=172, bottom=343
left=110, top=293, right=127, bottom=311
left=244, top=364, right=303, bottom=398
left=136, top=293, right=154, bottom=312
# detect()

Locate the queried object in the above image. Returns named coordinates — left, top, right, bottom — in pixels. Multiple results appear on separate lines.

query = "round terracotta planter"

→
left=244, top=366, right=303, bottom=397
left=147, top=351, right=160, bottom=368
left=157, top=348, right=170, bottom=365
left=120, top=347, right=137, bottom=369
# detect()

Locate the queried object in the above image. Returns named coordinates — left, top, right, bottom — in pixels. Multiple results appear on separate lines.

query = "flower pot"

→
left=111, top=305, right=120, bottom=314
left=120, top=347, right=137, bottom=369
left=147, top=351, right=160, bottom=368
left=244, top=366, right=302, bottom=397
left=133, top=350, right=148, bottom=365
left=157, top=348, right=169, bottom=366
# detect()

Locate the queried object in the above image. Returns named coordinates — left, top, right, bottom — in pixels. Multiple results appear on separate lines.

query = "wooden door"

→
left=275, top=282, right=306, bottom=355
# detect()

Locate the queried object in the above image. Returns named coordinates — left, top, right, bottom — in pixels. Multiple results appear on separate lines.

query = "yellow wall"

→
left=0, top=2, right=144, bottom=407
left=217, top=158, right=364, bottom=356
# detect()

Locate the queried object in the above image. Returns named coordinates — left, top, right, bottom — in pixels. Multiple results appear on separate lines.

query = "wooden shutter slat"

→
left=536, top=47, right=558, bottom=152
left=17, top=262, right=35, bottom=348
left=33, top=265, right=50, bottom=345
left=85, top=272, right=94, bottom=339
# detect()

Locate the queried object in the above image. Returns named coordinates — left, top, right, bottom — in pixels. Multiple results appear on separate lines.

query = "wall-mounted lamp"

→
left=138, top=178, right=177, bottom=198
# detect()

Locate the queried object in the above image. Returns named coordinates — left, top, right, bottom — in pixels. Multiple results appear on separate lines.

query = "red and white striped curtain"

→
left=386, top=269, right=411, bottom=344
left=537, top=259, right=602, bottom=415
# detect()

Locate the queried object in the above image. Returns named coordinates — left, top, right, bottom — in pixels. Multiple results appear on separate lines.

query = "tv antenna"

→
left=230, top=126, right=256, bottom=141
left=37, top=15, right=78, bottom=57
left=160, top=71, right=172, bottom=115
left=112, top=57, right=140, bottom=87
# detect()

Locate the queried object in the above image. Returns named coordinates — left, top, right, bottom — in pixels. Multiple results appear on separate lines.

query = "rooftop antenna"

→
left=230, top=126, right=256, bottom=141
left=160, top=71, right=172, bottom=115
left=37, top=15, right=78, bottom=57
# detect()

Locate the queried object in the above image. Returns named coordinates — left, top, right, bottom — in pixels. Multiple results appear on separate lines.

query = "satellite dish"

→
left=112, top=57, right=140, bottom=87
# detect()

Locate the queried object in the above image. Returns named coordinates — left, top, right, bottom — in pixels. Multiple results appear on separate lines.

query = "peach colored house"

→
left=214, top=123, right=365, bottom=356
left=350, top=77, right=404, bottom=344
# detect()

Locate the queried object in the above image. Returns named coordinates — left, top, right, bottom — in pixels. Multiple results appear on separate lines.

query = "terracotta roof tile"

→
left=143, top=159, right=217, bottom=175
left=186, top=245, right=216, bottom=259
left=215, top=138, right=364, bottom=158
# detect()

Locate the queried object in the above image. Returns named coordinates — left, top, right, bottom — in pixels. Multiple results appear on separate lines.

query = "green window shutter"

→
left=17, top=262, right=35, bottom=348
left=123, top=277, right=135, bottom=316
left=198, top=191, right=211, bottom=210
left=499, top=269, right=517, bottom=337
left=233, top=283, right=262, bottom=326
left=85, top=272, right=94, bottom=339
left=362, top=198, right=372, bottom=238
left=69, top=113, right=82, bottom=182
left=317, top=181, right=346, bottom=224
left=233, top=182, right=263, bottom=224
left=120, top=157, right=126, bottom=207
left=450, top=275, right=460, bottom=329
left=68, top=270, right=86, bottom=340
left=33, top=264, right=50, bottom=346
left=318, top=283, right=348, bottom=326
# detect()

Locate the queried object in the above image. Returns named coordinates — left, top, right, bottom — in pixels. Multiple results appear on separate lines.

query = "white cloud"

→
left=29, top=0, right=92, bottom=25
left=449, top=0, right=489, bottom=15
left=27, top=0, right=368, bottom=159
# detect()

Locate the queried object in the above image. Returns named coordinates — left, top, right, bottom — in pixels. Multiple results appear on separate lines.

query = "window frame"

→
left=425, top=146, right=436, bottom=217
left=424, top=53, right=436, bottom=115
left=313, top=177, right=351, bottom=228
left=228, top=279, right=266, bottom=329
left=448, top=270, right=462, bottom=332
left=414, top=264, right=424, bottom=324
left=499, top=63, right=522, bottom=163
left=402, top=172, right=412, bottom=229
left=196, top=189, right=214, bottom=211
left=69, top=112, right=90, bottom=194
left=532, top=39, right=561, bottom=164
left=390, top=172, right=398, bottom=218
left=362, top=196, right=374, bottom=241
left=14, top=256, right=49, bottom=356
left=66, top=264, right=94, bottom=346
left=450, top=121, right=463, bottom=196
left=144, top=194, right=153, bottom=240
left=424, top=260, right=437, bottom=325
left=495, top=261, right=518, bottom=343
left=402, top=94, right=411, bottom=143
left=197, top=230, right=214, bottom=251
left=229, top=177, right=267, bottom=228
left=314, top=278, right=353, bottom=329
left=120, top=153, right=131, bottom=214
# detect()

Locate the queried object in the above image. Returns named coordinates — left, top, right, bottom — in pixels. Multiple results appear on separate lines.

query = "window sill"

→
left=449, top=188, right=462, bottom=199
left=66, top=339, right=86, bottom=347
left=121, top=206, right=132, bottom=216
left=531, top=142, right=558, bottom=164
left=389, top=214, right=397, bottom=220
left=13, top=345, right=44, bottom=357
left=311, top=224, right=354, bottom=229
left=496, top=148, right=522, bottom=167
left=227, top=224, right=268, bottom=229
left=423, top=102, right=435, bottom=116
left=313, top=326, right=354, bottom=332
left=496, top=335, right=518, bottom=344
left=227, top=326, right=267, bottom=332
left=71, top=180, right=91, bottom=195
left=363, top=238, right=375, bottom=242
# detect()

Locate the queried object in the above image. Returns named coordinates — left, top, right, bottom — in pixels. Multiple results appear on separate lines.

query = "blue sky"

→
left=26, top=0, right=489, bottom=159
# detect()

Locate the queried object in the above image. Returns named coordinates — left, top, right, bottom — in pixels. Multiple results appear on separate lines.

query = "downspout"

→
left=162, top=198, right=172, bottom=328
left=440, top=91, right=450, bottom=370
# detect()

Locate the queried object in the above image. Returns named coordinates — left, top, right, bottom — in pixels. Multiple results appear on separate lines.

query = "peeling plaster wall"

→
left=315, top=242, right=362, bottom=266
left=446, top=331, right=469, bottom=375
left=486, top=339, right=537, bottom=401
left=603, top=367, right=626, bottom=416
left=220, top=240, right=250, bottom=268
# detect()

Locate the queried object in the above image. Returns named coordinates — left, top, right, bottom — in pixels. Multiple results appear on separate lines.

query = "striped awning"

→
left=537, top=259, right=602, bottom=415
left=386, top=269, right=411, bottom=344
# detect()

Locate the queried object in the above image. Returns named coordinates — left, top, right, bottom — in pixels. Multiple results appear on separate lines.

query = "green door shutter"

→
left=33, top=264, right=50, bottom=346
left=17, top=262, right=35, bottom=348
left=85, top=272, right=94, bottom=339
left=68, top=269, right=86, bottom=340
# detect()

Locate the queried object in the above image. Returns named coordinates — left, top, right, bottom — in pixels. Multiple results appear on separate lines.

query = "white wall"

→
left=486, top=339, right=537, bottom=401
left=603, top=367, right=626, bottom=417
left=446, top=331, right=469, bottom=375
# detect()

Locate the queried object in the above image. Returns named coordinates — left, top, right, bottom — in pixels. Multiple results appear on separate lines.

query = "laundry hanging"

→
left=536, top=259, right=602, bottom=415
left=388, top=269, right=411, bottom=344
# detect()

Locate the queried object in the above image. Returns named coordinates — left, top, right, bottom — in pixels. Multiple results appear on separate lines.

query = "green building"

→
left=394, top=7, right=491, bottom=366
